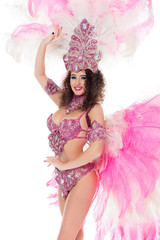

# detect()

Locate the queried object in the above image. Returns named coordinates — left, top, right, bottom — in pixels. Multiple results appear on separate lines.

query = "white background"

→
left=0, top=1, right=160, bottom=239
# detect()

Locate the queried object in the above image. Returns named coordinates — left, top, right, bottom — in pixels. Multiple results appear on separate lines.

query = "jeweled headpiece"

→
left=63, top=19, right=101, bottom=73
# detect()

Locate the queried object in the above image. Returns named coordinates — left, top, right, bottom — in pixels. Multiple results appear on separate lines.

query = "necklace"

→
left=65, top=95, right=84, bottom=114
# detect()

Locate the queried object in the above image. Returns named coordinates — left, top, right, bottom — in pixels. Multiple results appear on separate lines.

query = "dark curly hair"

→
left=59, top=69, right=106, bottom=110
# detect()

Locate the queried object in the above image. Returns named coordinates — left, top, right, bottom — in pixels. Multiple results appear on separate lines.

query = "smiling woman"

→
left=6, top=0, right=160, bottom=240
left=70, top=71, right=86, bottom=96
left=34, top=22, right=160, bottom=239
left=34, top=25, right=106, bottom=240
left=59, top=69, right=105, bottom=111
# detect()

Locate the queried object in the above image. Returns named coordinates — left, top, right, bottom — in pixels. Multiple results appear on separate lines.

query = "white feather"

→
left=6, top=0, right=153, bottom=66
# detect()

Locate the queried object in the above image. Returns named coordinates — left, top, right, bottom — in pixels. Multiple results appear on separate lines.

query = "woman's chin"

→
left=73, top=91, right=85, bottom=96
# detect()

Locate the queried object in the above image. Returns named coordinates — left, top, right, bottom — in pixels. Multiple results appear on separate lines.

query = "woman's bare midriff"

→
left=59, top=138, right=88, bottom=163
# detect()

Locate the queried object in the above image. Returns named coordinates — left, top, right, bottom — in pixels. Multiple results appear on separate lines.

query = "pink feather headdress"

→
left=7, top=0, right=153, bottom=71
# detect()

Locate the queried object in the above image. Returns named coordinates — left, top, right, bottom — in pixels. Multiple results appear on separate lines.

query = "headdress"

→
left=6, top=0, right=153, bottom=73
left=63, top=18, right=101, bottom=73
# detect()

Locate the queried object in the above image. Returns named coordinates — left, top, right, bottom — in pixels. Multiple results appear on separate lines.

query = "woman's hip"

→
left=55, top=162, right=96, bottom=198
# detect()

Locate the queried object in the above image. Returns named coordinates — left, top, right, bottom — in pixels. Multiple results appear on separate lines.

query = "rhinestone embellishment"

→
left=61, top=179, right=64, bottom=184
left=82, top=23, right=87, bottom=30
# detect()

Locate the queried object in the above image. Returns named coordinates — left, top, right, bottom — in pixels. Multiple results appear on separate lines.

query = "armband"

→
left=45, top=78, right=60, bottom=95
left=86, top=120, right=106, bottom=142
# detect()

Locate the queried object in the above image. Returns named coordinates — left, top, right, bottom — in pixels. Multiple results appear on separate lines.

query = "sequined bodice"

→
left=47, top=110, right=107, bottom=156
left=47, top=111, right=88, bottom=156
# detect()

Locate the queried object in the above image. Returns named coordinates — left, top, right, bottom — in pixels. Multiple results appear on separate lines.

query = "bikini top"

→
left=47, top=109, right=106, bottom=156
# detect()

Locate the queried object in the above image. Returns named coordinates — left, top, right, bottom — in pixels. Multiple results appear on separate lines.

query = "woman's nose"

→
left=76, top=77, right=80, bottom=85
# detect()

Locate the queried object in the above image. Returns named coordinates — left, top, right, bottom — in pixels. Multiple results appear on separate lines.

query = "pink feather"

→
left=11, top=23, right=49, bottom=38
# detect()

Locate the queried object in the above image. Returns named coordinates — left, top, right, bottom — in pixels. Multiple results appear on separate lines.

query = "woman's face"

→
left=70, top=70, right=87, bottom=96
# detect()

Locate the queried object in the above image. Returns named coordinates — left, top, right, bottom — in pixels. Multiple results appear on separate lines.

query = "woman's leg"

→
left=58, top=186, right=66, bottom=216
left=58, top=186, right=84, bottom=240
left=57, top=170, right=97, bottom=240
left=75, top=228, right=84, bottom=240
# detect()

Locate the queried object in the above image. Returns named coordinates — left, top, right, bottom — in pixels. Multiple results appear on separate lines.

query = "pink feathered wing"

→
left=94, top=94, right=160, bottom=239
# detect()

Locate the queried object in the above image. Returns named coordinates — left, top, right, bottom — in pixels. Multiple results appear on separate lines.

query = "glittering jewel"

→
left=65, top=95, right=84, bottom=114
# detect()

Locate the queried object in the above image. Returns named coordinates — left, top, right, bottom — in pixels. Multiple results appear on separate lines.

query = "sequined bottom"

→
left=55, top=162, right=94, bottom=197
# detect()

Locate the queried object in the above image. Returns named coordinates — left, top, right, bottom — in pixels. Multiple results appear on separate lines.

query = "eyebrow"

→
left=71, top=74, right=86, bottom=77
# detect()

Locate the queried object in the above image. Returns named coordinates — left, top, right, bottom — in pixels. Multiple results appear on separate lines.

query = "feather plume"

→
left=6, top=0, right=153, bottom=65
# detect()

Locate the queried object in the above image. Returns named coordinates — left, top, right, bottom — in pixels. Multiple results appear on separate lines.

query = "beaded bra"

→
left=47, top=111, right=106, bottom=156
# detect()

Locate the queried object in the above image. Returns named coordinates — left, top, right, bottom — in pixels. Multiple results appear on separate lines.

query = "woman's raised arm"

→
left=34, top=26, right=67, bottom=106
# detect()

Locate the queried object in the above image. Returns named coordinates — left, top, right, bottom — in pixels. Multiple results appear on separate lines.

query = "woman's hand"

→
left=44, top=156, right=64, bottom=171
left=41, top=25, right=67, bottom=47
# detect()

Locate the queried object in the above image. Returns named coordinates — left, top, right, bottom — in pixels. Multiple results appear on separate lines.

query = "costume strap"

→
left=77, top=110, right=87, bottom=120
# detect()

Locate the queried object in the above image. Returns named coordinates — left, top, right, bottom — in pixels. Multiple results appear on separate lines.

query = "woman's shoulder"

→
left=89, top=103, right=103, bottom=114
left=88, top=104, right=104, bottom=122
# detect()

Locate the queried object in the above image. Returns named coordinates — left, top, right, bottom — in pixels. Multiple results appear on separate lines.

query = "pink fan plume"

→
left=11, top=23, right=49, bottom=39
left=8, top=0, right=153, bottom=63
left=28, top=0, right=69, bottom=19
left=94, top=94, right=160, bottom=239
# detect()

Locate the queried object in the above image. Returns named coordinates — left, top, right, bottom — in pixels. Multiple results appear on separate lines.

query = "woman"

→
left=8, top=1, right=160, bottom=239
left=34, top=25, right=106, bottom=240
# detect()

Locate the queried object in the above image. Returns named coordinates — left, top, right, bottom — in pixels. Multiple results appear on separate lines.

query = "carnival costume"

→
left=7, top=0, right=160, bottom=239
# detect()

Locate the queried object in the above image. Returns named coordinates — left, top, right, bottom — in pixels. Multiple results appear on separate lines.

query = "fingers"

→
left=59, top=26, right=62, bottom=36
left=54, top=25, right=59, bottom=38
left=53, top=25, right=61, bottom=38
left=42, top=25, right=66, bottom=46
left=44, top=159, right=52, bottom=167
left=51, top=25, right=67, bottom=43
left=44, top=156, right=55, bottom=167
left=62, top=32, right=68, bottom=38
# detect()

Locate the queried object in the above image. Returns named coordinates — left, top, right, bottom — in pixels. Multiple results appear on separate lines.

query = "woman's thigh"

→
left=58, top=186, right=84, bottom=240
left=57, top=170, right=97, bottom=240
left=58, top=186, right=66, bottom=216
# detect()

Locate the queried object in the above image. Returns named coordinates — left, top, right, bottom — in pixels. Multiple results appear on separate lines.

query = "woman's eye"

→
left=71, top=76, right=76, bottom=79
left=81, top=77, right=86, bottom=80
